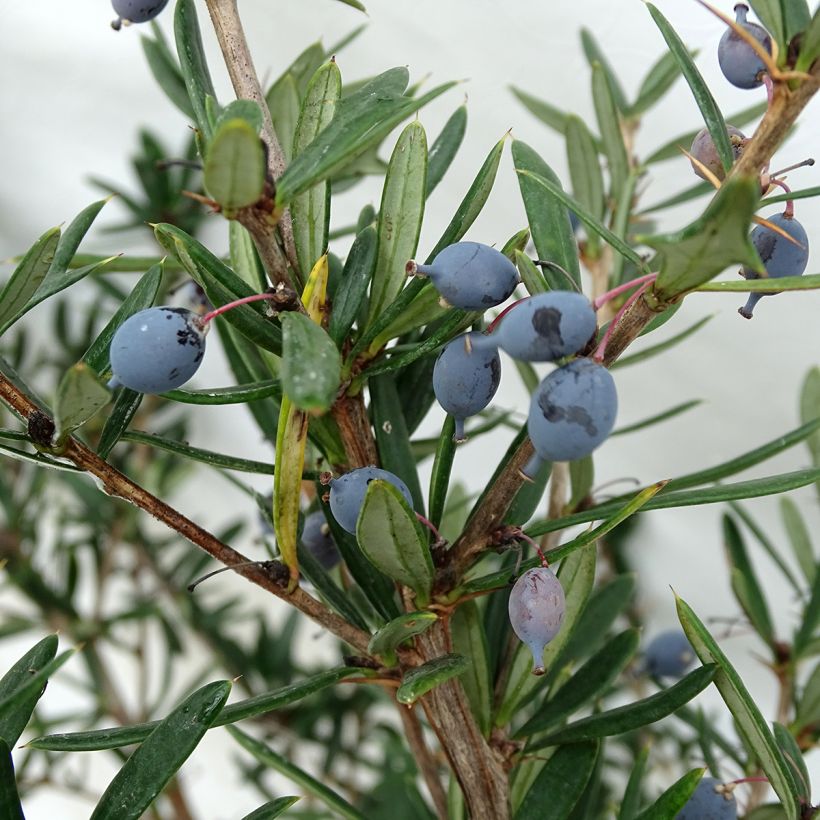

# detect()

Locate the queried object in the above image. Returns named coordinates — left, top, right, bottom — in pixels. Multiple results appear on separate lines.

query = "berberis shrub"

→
left=1, top=1, right=819, bottom=818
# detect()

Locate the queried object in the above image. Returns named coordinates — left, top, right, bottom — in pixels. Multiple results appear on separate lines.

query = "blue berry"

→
left=524, top=359, right=617, bottom=477
left=111, top=0, right=170, bottom=29
left=644, top=630, right=696, bottom=678
left=739, top=212, right=809, bottom=318
left=433, top=332, right=501, bottom=442
left=508, top=567, right=565, bottom=675
left=717, top=4, right=772, bottom=89
left=676, top=777, right=737, bottom=820
left=108, top=307, right=207, bottom=394
left=301, top=511, right=341, bottom=570
left=329, top=467, right=414, bottom=534
left=471, top=292, right=597, bottom=362
left=689, top=126, right=746, bottom=181
left=412, top=242, right=519, bottom=311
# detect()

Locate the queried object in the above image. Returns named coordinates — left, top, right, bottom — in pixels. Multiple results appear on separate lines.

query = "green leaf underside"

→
left=204, top=119, right=266, bottom=212
left=368, top=612, right=438, bottom=658
left=161, top=379, right=281, bottom=405
left=53, top=364, right=111, bottom=444
left=396, top=654, right=469, bottom=705
left=634, top=768, right=706, bottom=820
left=451, top=601, right=492, bottom=736
left=696, top=273, right=820, bottom=292
left=240, top=797, right=300, bottom=820
left=0, top=740, right=24, bottom=820
left=280, top=312, right=341, bottom=411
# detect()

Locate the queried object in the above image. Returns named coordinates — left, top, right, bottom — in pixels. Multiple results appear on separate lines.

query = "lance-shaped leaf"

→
left=512, top=141, right=580, bottom=290
left=90, top=681, right=231, bottom=820
left=773, top=722, right=812, bottom=804
left=329, top=225, right=377, bottom=347
left=528, top=664, right=717, bottom=751
left=0, top=635, right=58, bottom=747
left=565, top=115, right=603, bottom=256
left=619, top=746, right=650, bottom=820
left=214, top=99, right=264, bottom=134
left=794, top=568, right=820, bottom=659
left=0, top=226, right=60, bottom=334
left=676, top=595, right=800, bottom=819
left=280, top=316, right=340, bottom=413
left=204, top=119, right=266, bottom=216
left=174, top=0, right=217, bottom=140
left=292, top=60, right=342, bottom=277
left=800, top=366, right=820, bottom=501
left=368, top=611, right=439, bottom=665
left=750, top=0, right=810, bottom=53
left=795, top=7, right=820, bottom=72
left=396, top=653, right=468, bottom=705
left=0, top=740, right=24, bottom=820
left=241, top=797, right=300, bottom=820
left=53, top=364, right=111, bottom=448
left=356, top=479, right=433, bottom=605
left=366, top=121, right=427, bottom=325
left=634, top=768, right=705, bottom=820
left=646, top=176, right=761, bottom=299
left=592, top=63, right=629, bottom=202
left=141, top=27, right=194, bottom=119
left=97, top=388, right=143, bottom=459
left=451, top=601, right=492, bottom=736
left=628, top=49, right=687, bottom=117
left=515, top=741, right=600, bottom=820
left=276, top=67, right=454, bottom=207
left=427, top=105, right=467, bottom=197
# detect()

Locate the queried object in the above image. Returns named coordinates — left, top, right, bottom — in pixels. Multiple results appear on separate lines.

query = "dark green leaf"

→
left=795, top=7, right=820, bottom=72
left=565, top=115, right=604, bottom=256
left=0, top=634, right=58, bottom=747
left=214, top=99, right=264, bottom=134
left=676, top=596, right=799, bottom=819
left=640, top=179, right=715, bottom=215
left=528, top=665, right=716, bottom=750
left=240, top=797, right=300, bottom=820
left=53, top=364, right=111, bottom=445
left=396, top=653, right=468, bottom=705
left=280, top=312, right=341, bottom=412
left=426, top=105, right=467, bottom=197
left=174, top=0, right=217, bottom=140
left=333, top=0, right=366, bottom=11
left=760, top=185, right=820, bottom=207
left=581, top=28, right=629, bottom=111
left=696, top=273, right=820, bottom=293
left=648, top=176, right=761, bottom=299
left=328, top=226, right=377, bottom=346
left=591, top=63, right=629, bottom=201
left=204, top=119, right=266, bottom=213
left=161, top=379, right=281, bottom=405
left=800, top=366, right=820, bottom=500
left=794, top=566, right=820, bottom=658
left=629, top=49, right=688, bottom=117
left=230, top=222, right=267, bottom=291
left=748, top=0, right=786, bottom=51
left=510, top=87, right=575, bottom=140
left=796, top=662, right=820, bottom=729
left=228, top=725, right=366, bottom=820
left=515, top=251, right=548, bottom=296
left=512, top=141, right=580, bottom=289
left=0, top=740, right=24, bottom=820
left=618, top=746, right=650, bottom=820
left=773, top=723, right=811, bottom=803
left=428, top=415, right=456, bottom=530
left=646, top=3, right=733, bottom=172
left=141, top=28, right=195, bottom=119
left=368, top=612, right=438, bottom=662
left=451, top=602, right=491, bottom=736
left=356, top=480, right=433, bottom=605
left=97, top=388, right=143, bottom=459
left=611, top=400, right=702, bottom=437
left=515, top=741, right=600, bottom=820
left=634, top=768, right=705, bottom=820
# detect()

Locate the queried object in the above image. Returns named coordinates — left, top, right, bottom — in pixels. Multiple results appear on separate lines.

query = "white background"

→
left=1, top=0, right=819, bottom=817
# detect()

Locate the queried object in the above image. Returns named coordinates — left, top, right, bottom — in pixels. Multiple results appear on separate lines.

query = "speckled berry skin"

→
left=717, top=4, right=772, bottom=89
left=108, top=307, right=207, bottom=394
left=644, top=630, right=696, bottom=678
left=689, top=126, right=746, bottom=181
left=329, top=467, right=414, bottom=534
left=111, top=0, right=169, bottom=24
left=739, top=212, right=810, bottom=318
left=676, top=777, right=737, bottom=820
left=414, top=242, right=519, bottom=311
left=473, top=292, right=597, bottom=362
left=524, top=358, right=617, bottom=477
left=508, top=567, right=566, bottom=675
left=433, top=332, right=501, bottom=442
left=302, top=511, right=341, bottom=570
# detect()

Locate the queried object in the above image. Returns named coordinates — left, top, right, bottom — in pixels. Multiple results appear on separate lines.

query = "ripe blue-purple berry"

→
left=329, top=467, right=414, bottom=534
left=739, top=212, right=809, bottom=318
left=111, top=0, right=170, bottom=30
left=411, top=242, right=519, bottom=311
left=471, top=292, right=597, bottom=362
left=301, top=511, right=341, bottom=570
left=508, top=567, right=565, bottom=675
left=717, top=4, right=772, bottom=89
left=644, top=630, right=696, bottom=678
left=524, top=358, right=617, bottom=477
left=676, top=777, right=737, bottom=820
left=108, top=307, right=207, bottom=394
left=433, top=332, right=501, bottom=442
left=689, top=126, right=746, bottom=181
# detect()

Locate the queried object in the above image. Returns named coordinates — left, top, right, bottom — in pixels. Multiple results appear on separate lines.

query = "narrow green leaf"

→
left=174, top=0, right=217, bottom=140
left=676, top=596, right=800, bottom=819
left=97, top=388, right=143, bottom=459
left=760, top=185, right=820, bottom=207
left=609, top=170, right=640, bottom=286
left=516, top=629, right=640, bottom=737
left=696, top=273, right=820, bottom=293
left=581, top=28, right=629, bottom=111
left=396, top=654, right=468, bottom=705
left=280, top=312, right=340, bottom=412
left=515, top=740, right=600, bottom=820
left=796, top=663, right=820, bottom=730
left=368, top=612, right=438, bottom=662
left=228, top=725, right=366, bottom=820
left=141, top=29, right=195, bottom=119
left=646, top=3, right=733, bottom=172
left=591, top=63, right=629, bottom=201
left=451, top=602, right=491, bottom=736
left=611, top=316, right=714, bottom=370
left=794, top=567, right=820, bottom=657
left=356, top=480, right=433, bottom=605
left=30, top=667, right=366, bottom=751
left=204, top=119, right=266, bottom=214
left=427, top=105, right=467, bottom=196
left=0, top=740, right=24, bottom=820
left=276, top=68, right=454, bottom=206
left=82, top=264, right=163, bottom=374
left=648, top=176, right=761, bottom=298
left=0, top=226, right=60, bottom=334
left=795, top=7, right=820, bottom=72
left=640, top=179, right=715, bottom=215
left=512, top=141, right=580, bottom=289
left=240, top=797, right=300, bottom=820
left=780, top=497, right=815, bottom=584
left=49, top=198, right=109, bottom=279
left=565, top=115, right=604, bottom=256
left=53, top=364, right=111, bottom=445
left=266, top=41, right=324, bottom=102
left=428, top=415, right=456, bottom=529
left=629, top=49, right=688, bottom=117
left=510, top=87, right=574, bottom=140
left=773, top=723, right=811, bottom=803
left=618, top=746, right=650, bottom=820
left=214, top=99, right=264, bottom=134
left=528, top=665, right=717, bottom=750
left=723, top=514, right=775, bottom=645
left=748, top=0, right=786, bottom=51
left=0, top=634, right=58, bottom=747
left=515, top=250, right=548, bottom=296
left=91, top=681, right=230, bottom=820
left=366, top=121, right=427, bottom=324
left=427, top=135, right=505, bottom=260
left=611, top=400, right=702, bottom=437
left=634, top=768, right=705, bottom=820
left=328, top=225, right=377, bottom=346
left=800, top=366, right=820, bottom=500
left=266, top=73, right=300, bottom=163
left=230, top=222, right=267, bottom=290
left=292, top=61, right=342, bottom=276
left=0, top=441, right=82, bottom=473
left=161, top=379, right=281, bottom=405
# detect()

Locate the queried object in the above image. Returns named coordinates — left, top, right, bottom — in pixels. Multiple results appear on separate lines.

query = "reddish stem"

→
left=592, top=273, right=658, bottom=312
left=416, top=513, right=445, bottom=545
left=594, top=278, right=656, bottom=362
left=486, top=297, right=531, bottom=333
left=768, top=177, right=794, bottom=217
left=763, top=73, right=774, bottom=106
left=515, top=530, right=549, bottom=567
left=730, top=776, right=770, bottom=785
left=201, top=293, right=277, bottom=324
